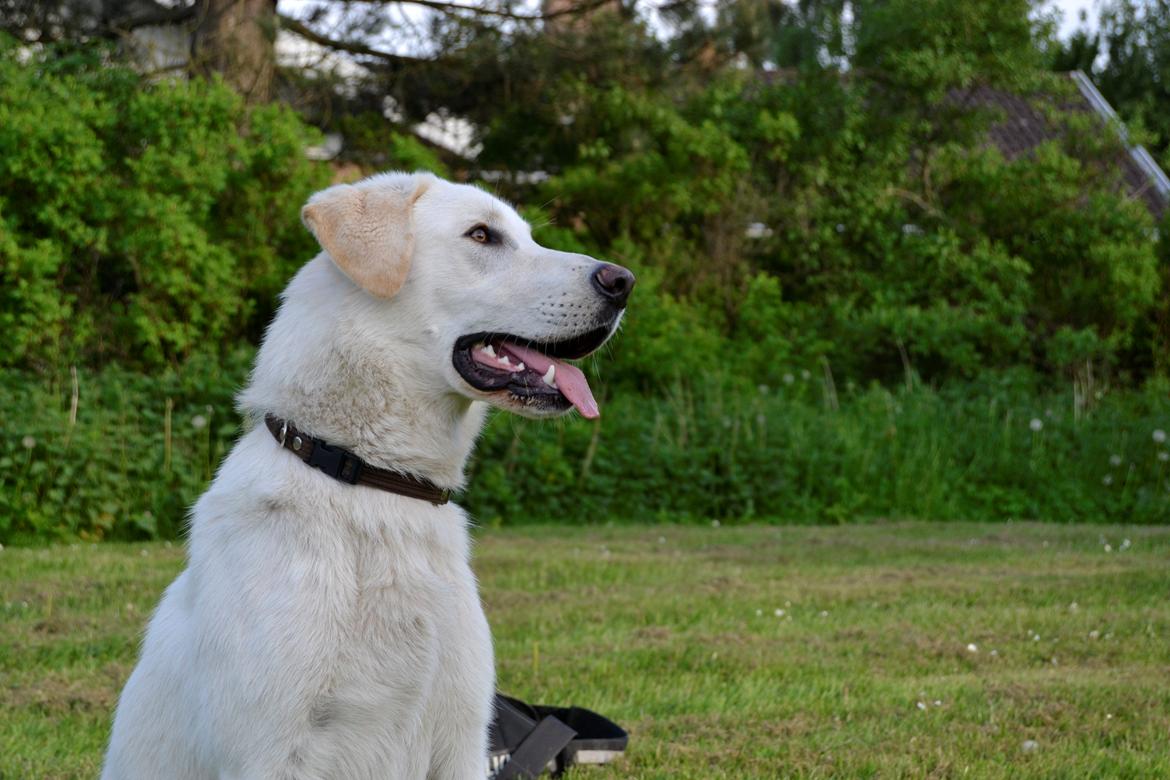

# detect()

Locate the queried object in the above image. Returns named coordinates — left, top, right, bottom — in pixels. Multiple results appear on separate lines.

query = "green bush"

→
left=474, top=21, right=1164, bottom=388
left=4, top=361, right=1167, bottom=544
left=0, top=39, right=329, bottom=369
left=0, top=353, right=251, bottom=543
left=466, top=373, right=1170, bottom=526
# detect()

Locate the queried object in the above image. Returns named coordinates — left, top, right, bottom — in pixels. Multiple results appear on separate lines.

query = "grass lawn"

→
left=2, top=523, right=1169, bottom=779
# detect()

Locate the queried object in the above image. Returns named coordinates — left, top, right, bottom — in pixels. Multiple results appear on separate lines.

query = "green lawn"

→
left=3, top=523, right=1169, bottom=779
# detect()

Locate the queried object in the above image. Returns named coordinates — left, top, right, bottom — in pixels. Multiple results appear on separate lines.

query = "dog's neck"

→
left=238, top=259, right=487, bottom=491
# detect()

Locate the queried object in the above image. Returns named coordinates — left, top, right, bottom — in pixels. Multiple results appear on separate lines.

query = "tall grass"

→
left=468, top=373, right=1170, bottom=526
left=2, top=360, right=1168, bottom=543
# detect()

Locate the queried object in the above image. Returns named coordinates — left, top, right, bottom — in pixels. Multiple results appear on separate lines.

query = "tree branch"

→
left=0, top=0, right=199, bottom=39
left=106, top=0, right=198, bottom=31
left=277, top=13, right=423, bottom=65
left=333, top=0, right=616, bottom=22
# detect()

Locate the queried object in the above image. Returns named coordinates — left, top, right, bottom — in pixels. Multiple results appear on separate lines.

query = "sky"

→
left=1048, top=0, right=1101, bottom=38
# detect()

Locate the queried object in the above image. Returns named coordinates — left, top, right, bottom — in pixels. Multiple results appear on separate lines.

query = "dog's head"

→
left=301, top=172, right=633, bottom=419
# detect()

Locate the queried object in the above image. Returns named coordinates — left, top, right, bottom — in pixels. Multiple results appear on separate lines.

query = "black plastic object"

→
left=489, top=693, right=629, bottom=778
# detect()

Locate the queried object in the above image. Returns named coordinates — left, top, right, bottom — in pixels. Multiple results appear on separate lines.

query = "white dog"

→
left=102, top=172, right=633, bottom=780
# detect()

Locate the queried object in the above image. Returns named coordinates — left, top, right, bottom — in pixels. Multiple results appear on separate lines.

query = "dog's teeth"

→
left=514, top=362, right=525, bottom=372
left=499, top=354, right=510, bottom=365
left=483, top=344, right=496, bottom=357
left=542, top=365, right=557, bottom=387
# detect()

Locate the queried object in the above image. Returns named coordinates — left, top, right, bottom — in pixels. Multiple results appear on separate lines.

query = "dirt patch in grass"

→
left=4, top=666, right=126, bottom=715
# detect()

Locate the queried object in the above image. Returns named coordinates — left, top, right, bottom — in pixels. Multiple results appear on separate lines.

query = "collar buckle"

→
left=307, top=441, right=363, bottom=484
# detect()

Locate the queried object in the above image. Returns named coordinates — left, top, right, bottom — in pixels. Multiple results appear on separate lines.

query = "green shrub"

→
left=0, top=39, right=329, bottom=369
left=0, top=353, right=252, bottom=543
left=4, top=360, right=1167, bottom=544
left=465, top=372, right=1170, bottom=526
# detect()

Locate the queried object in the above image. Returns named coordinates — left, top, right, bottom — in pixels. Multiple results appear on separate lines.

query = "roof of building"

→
left=970, top=71, right=1169, bottom=219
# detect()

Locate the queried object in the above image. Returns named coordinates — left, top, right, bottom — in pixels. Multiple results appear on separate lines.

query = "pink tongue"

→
left=499, top=343, right=600, bottom=419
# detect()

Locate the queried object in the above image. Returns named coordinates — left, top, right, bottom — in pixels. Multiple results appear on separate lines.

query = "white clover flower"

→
left=1069, top=602, right=1078, bottom=611
left=1102, top=475, right=1113, bottom=486
left=801, top=369, right=812, bottom=380
left=1104, top=544, right=1113, bottom=553
left=21, top=435, right=36, bottom=449
left=989, top=649, right=999, bottom=657
left=966, top=643, right=978, bottom=653
left=933, top=700, right=942, bottom=707
left=1159, top=451, right=1169, bottom=462
left=1154, top=429, right=1167, bottom=444
left=1021, top=740, right=1039, bottom=753
left=1089, top=630, right=1100, bottom=639
left=1029, top=418, right=1043, bottom=432
left=775, top=609, right=785, bottom=617
left=782, top=373, right=795, bottom=384
left=755, top=609, right=763, bottom=617
left=757, top=384, right=769, bottom=395
left=819, top=610, right=829, bottom=618
left=191, top=415, right=207, bottom=430
left=1109, top=454, right=1122, bottom=467
left=1120, top=538, right=1131, bottom=551
left=711, top=519, right=721, bottom=528
left=916, top=701, right=927, bottom=711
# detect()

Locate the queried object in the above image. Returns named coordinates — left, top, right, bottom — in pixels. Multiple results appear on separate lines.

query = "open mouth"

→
left=452, top=326, right=611, bottom=418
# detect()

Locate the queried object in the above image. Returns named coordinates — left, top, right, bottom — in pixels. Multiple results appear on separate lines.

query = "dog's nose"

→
left=591, top=263, right=636, bottom=307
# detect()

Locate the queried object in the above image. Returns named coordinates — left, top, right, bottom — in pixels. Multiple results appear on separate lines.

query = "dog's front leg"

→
left=425, top=577, right=495, bottom=780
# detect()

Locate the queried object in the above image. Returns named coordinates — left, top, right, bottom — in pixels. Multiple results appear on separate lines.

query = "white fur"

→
left=102, top=172, right=621, bottom=779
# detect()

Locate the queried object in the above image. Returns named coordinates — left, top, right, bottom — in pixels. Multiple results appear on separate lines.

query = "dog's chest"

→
left=309, top=532, right=469, bottom=720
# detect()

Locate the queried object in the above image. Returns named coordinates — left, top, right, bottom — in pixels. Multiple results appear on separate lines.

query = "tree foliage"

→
left=0, top=39, right=328, bottom=368
left=1, top=1, right=1166, bottom=387
left=1053, top=0, right=1170, bottom=161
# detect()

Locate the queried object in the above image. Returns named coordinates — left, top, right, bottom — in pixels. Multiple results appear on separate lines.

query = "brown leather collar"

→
left=264, top=414, right=451, bottom=505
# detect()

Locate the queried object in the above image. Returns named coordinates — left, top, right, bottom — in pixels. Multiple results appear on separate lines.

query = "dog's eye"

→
left=467, top=225, right=493, bottom=244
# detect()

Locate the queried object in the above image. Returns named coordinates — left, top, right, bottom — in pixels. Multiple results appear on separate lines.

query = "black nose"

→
left=590, top=263, right=636, bottom=307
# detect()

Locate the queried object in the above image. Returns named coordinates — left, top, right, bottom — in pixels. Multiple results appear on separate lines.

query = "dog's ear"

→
left=301, top=176, right=432, bottom=299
